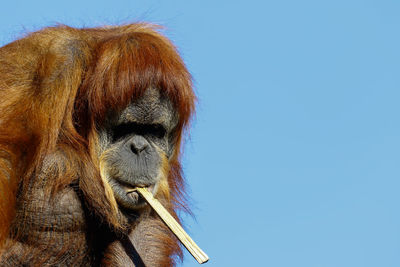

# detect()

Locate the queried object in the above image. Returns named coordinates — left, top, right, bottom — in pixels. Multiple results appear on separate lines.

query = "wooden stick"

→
left=134, top=187, right=209, bottom=264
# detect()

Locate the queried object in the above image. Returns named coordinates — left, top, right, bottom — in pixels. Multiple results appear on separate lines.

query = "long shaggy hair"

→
left=0, top=24, right=195, bottom=266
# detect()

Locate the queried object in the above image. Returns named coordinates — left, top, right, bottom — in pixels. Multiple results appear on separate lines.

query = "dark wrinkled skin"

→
left=99, top=88, right=179, bottom=210
left=1, top=88, right=179, bottom=266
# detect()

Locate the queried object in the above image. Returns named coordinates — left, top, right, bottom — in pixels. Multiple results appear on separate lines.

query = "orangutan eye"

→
left=112, top=122, right=166, bottom=142
left=146, top=124, right=166, bottom=139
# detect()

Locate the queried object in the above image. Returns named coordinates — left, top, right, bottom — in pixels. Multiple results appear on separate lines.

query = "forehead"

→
left=117, top=88, right=177, bottom=126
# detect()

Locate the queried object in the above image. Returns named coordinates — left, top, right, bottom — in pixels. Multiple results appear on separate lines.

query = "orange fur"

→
left=0, top=24, right=195, bottom=266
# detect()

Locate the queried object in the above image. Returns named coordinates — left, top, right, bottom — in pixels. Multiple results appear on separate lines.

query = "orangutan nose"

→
left=128, top=135, right=149, bottom=154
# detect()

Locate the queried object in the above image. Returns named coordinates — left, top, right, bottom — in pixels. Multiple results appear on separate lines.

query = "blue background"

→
left=1, top=1, right=399, bottom=266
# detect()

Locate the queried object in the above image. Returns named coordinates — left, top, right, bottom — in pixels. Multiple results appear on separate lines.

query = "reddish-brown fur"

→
left=0, top=24, right=195, bottom=266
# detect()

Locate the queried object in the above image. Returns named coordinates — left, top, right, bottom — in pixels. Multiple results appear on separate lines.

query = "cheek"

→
left=154, top=155, right=171, bottom=201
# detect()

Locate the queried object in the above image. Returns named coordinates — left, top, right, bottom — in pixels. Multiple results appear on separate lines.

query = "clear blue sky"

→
left=1, top=1, right=399, bottom=266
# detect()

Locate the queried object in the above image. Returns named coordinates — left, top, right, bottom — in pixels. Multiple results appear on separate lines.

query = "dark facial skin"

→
left=98, top=88, right=178, bottom=210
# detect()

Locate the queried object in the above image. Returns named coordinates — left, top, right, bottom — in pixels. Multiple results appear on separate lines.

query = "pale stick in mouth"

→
left=129, top=187, right=209, bottom=264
